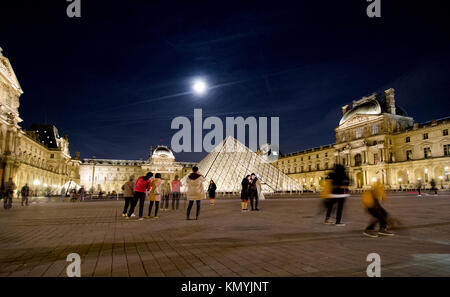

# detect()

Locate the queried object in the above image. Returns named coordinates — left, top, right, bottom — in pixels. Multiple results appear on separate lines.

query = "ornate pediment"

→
left=0, top=49, right=22, bottom=93
left=337, top=114, right=380, bottom=129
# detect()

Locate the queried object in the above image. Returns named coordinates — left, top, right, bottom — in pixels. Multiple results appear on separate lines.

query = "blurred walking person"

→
left=148, top=173, right=162, bottom=218
left=208, top=180, right=217, bottom=205
left=121, top=175, right=135, bottom=217
left=21, top=183, right=30, bottom=206
left=186, top=166, right=205, bottom=220
left=362, top=180, right=394, bottom=237
left=127, top=172, right=153, bottom=220
left=161, top=181, right=171, bottom=211
left=323, top=164, right=350, bottom=226
left=417, top=179, right=423, bottom=196
left=241, top=175, right=250, bottom=212
left=60, top=187, right=66, bottom=202
left=430, top=179, right=438, bottom=195
left=171, top=175, right=182, bottom=210
left=4, top=178, right=16, bottom=209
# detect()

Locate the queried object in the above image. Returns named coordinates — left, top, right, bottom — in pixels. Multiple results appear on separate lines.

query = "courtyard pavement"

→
left=0, top=193, right=449, bottom=277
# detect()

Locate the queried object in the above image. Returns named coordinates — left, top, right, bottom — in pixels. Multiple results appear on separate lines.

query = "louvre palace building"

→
left=0, top=48, right=80, bottom=194
left=2, top=47, right=449, bottom=194
left=275, top=88, right=450, bottom=191
left=79, top=146, right=195, bottom=193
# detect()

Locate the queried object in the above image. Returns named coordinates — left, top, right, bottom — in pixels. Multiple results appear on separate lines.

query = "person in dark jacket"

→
left=324, top=164, right=350, bottom=226
left=241, top=175, right=250, bottom=212
left=21, top=184, right=30, bottom=206
left=208, top=180, right=217, bottom=205
left=249, top=173, right=260, bottom=211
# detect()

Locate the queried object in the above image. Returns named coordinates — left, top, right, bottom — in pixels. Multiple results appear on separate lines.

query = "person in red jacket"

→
left=127, top=172, right=153, bottom=220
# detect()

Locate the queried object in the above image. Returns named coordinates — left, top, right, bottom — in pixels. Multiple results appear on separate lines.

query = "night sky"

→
left=1, top=0, right=450, bottom=162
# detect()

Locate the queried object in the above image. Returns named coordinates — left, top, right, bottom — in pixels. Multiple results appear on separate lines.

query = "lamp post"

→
left=439, top=176, right=444, bottom=189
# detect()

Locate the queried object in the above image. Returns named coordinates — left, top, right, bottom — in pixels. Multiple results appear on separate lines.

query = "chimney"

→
left=342, top=105, right=350, bottom=115
left=75, top=152, right=80, bottom=160
left=150, top=145, right=154, bottom=159
left=385, top=88, right=396, bottom=115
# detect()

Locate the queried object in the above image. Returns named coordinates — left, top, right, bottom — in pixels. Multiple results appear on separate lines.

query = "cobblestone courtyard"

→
left=1, top=193, right=449, bottom=277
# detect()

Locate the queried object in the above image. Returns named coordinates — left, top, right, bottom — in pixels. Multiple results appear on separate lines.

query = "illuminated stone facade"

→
left=0, top=48, right=80, bottom=195
left=79, top=146, right=194, bottom=193
left=276, top=88, right=450, bottom=191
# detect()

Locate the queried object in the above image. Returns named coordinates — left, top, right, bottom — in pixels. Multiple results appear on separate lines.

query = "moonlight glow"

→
left=192, top=80, right=207, bottom=95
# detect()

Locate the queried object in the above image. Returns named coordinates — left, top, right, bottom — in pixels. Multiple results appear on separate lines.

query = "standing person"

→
left=171, top=175, right=182, bottom=210
left=208, top=180, right=217, bottom=205
left=255, top=175, right=264, bottom=206
left=362, top=180, right=394, bottom=237
left=241, top=175, right=250, bottom=212
left=70, top=188, right=77, bottom=202
left=127, top=172, right=153, bottom=220
left=249, top=173, right=260, bottom=211
left=160, top=181, right=171, bottom=211
left=323, top=164, right=350, bottom=226
left=121, top=175, right=135, bottom=217
left=185, top=166, right=205, bottom=220
left=60, top=187, right=66, bottom=202
left=148, top=173, right=162, bottom=218
left=79, top=186, right=86, bottom=201
left=4, top=178, right=16, bottom=209
left=21, top=183, right=30, bottom=206
left=417, top=179, right=423, bottom=196
left=45, top=186, right=52, bottom=202
left=430, top=179, right=438, bottom=196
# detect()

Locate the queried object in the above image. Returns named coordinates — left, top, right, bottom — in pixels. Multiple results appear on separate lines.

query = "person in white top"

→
left=185, top=166, right=205, bottom=220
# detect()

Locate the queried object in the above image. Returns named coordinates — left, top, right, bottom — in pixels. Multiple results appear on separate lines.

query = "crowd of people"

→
left=0, top=164, right=444, bottom=240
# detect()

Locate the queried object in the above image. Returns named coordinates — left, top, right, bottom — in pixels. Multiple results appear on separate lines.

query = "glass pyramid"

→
left=181, top=136, right=303, bottom=193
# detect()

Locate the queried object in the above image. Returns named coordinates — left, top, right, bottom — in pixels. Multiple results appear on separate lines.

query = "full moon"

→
left=192, top=80, right=207, bottom=95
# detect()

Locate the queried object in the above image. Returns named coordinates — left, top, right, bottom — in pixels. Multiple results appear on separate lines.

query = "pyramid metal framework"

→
left=181, top=136, right=303, bottom=193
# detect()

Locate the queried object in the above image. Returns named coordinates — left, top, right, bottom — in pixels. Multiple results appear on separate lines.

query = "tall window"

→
left=316, top=164, right=320, bottom=170
left=325, top=162, right=329, bottom=169
left=300, top=166, right=304, bottom=172
left=354, top=154, right=362, bottom=166
left=356, top=127, right=362, bottom=138
left=374, top=153, right=379, bottom=164
left=444, top=129, right=449, bottom=136
left=444, top=144, right=450, bottom=156
left=372, top=124, right=378, bottom=135
left=424, top=147, right=431, bottom=159
left=423, top=133, right=428, bottom=140
left=308, top=165, right=312, bottom=171
left=406, top=136, right=410, bottom=143
left=406, top=150, right=412, bottom=161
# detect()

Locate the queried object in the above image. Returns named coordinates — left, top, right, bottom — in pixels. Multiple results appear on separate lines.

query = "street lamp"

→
left=439, top=176, right=444, bottom=189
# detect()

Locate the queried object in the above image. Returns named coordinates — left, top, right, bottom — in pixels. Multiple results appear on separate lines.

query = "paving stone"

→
left=0, top=194, right=449, bottom=276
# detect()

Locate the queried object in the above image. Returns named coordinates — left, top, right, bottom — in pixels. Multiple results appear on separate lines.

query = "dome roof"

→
left=152, top=146, right=174, bottom=158
left=339, top=93, right=408, bottom=125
